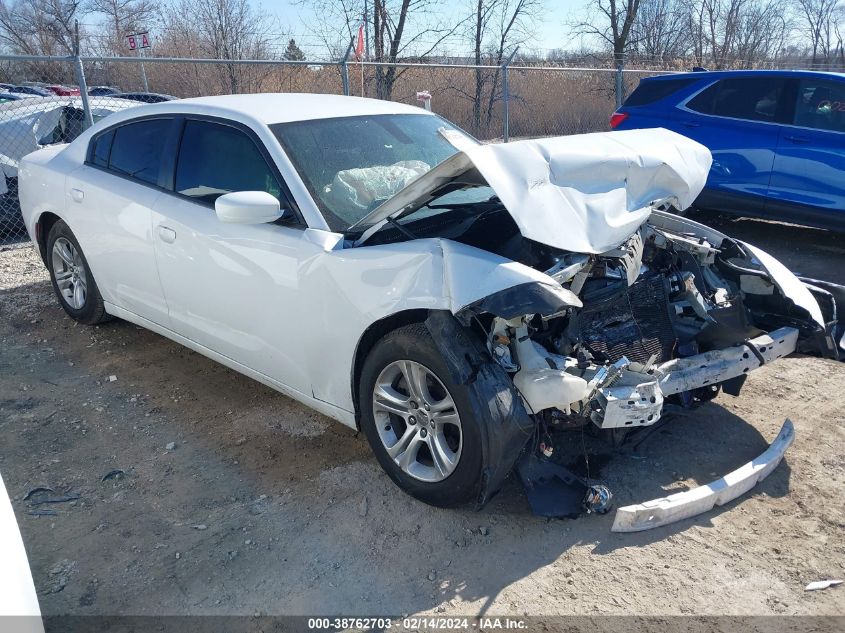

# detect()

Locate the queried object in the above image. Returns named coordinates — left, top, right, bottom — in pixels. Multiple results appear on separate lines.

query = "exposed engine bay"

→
left=364, top=202, right=839, bottom=433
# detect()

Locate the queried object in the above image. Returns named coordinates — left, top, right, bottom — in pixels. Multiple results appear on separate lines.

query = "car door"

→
left=65, top=117, right=177, bottom=325
left=677, top=76, right=790, bottom=214
left=768, top=76, right=845, bottom=227
left=151, top=117, right=319, bottom=393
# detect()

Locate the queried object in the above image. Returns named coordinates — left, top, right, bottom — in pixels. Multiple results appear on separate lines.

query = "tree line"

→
left=0, top=0, right=839, bottom=96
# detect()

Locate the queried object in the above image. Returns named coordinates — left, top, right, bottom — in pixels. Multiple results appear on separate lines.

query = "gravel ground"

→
left=1, top=216, right=844, bottom=619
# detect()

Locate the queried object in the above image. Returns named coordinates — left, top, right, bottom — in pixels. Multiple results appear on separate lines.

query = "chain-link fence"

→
left=0, top=53, right=669, bottom=247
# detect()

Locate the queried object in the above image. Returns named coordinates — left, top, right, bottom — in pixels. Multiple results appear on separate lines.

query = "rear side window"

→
left=174, top=120, right=283, bottom=204
left=90, top=129, right=114, bottom=167
left=624, top=77, right=700, bottom=106
left=794, top=78, right=845, bottom=133
left=686, top=77, right=788, bottom=123
left=108, top=119, right=172, bottom=185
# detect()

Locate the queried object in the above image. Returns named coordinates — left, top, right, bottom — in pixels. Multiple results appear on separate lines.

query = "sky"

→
left=267, top=0, right=590, bottom=59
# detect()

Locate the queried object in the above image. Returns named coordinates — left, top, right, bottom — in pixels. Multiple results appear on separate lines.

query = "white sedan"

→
left=18, top=94, right=843, bottom=522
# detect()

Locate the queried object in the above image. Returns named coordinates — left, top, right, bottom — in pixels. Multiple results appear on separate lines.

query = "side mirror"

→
left=215, top=191, right=285, bottom=224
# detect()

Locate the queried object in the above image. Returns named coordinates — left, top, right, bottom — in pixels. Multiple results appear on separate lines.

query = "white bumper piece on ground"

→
left=611, top=418, right=795, bottom=532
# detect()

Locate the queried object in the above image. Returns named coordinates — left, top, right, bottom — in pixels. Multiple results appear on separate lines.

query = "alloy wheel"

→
left=51, top=237, right=87, bottom=310
left=372, top=360, right=463, bottom=483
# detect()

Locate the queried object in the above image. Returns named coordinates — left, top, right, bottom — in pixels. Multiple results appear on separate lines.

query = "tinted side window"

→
left=688, top=77, right=787, bottom=122
left=624, top=77, right=700, bottom=106
left=90, top=129, right=114, bottom=167
left=687, top=82, right=719, bottom=114
left=794, top=78, right=845, bottom=133
left=174, top=120, right=282, bottom=204
left=108, top=119, right=172, bottom=185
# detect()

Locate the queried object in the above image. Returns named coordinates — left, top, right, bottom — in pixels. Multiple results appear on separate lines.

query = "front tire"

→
left=46, top=220, right=110, bottom=325
left=359, top=323, right=487, bottom=507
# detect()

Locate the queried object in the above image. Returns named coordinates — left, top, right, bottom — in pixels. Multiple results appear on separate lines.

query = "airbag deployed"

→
left=328, top=160, right=430, bottom=215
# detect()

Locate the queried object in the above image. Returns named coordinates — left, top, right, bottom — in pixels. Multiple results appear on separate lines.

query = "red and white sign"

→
left=354, top=24, right=365, bottom=60
left=126, top=32, right=151, bottom=50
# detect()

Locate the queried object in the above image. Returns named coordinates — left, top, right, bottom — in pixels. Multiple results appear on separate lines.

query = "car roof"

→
left=645, top=69, right=845, bottom=81
left=142, top=93, right=431, bottom=125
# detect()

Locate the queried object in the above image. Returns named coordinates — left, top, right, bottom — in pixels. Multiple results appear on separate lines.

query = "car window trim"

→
left=166, top=114, right=306, bottom=228
left=84, top=115, right=181, bottom=191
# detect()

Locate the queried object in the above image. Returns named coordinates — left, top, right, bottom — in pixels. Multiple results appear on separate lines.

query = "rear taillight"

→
left=609, top=111, right=629, bottom=129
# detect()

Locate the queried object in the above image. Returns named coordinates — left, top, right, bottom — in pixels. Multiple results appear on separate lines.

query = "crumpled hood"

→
left=356, top=128, right=712, bottom=254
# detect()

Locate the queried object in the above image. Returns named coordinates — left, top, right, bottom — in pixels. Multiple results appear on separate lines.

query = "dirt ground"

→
left=1, top=214, right=844, bottom=619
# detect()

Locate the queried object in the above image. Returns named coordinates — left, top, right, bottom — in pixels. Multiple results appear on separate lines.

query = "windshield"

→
left=270, top=114, right=475, bottom=231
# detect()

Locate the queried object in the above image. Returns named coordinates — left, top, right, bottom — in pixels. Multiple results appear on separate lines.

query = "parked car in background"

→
left=113, top=92, right=176, bottom=103
left=0, top=93, right=26, bottom=103
left=10, top=86, right=51, bottom=97
left=0, top=83, right=16, bottom=91
left=88, top=86, right=120, bottom=96
left=46, top=85, right=81, bottom=96
left=0, top=97, right=137, bottom=236
left=611, top=70, right=845, bottom=232
left=16, top=94, right=843, bottom=529
left=0, top=472, right=42, bottom=629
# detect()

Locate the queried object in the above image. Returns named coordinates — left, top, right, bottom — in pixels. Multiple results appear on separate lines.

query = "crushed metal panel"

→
left=742, top=242, right=825, bottom=328
left=355, top=129, right=712, bottom=254
left=611, top=419, right=795, bottom=532
left=656, top=327, right=799, bottom=396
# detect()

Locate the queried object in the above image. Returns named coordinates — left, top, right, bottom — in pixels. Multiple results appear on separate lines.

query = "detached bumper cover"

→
left=611, top=418, right=795, bottom=532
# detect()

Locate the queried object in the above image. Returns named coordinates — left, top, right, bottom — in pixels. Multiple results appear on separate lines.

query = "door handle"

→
left=682, top=120, right=701, bottom=128
left=158, top=225, right=176, bottom=243
left=70, top=188, right=84, bottom=203
left=785, top=134, right=810, bottom=144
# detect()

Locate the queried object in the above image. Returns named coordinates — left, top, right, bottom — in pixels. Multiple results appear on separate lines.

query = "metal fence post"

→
left=502, top=47, right=518, bottom=143
left=615, top=52, right=624, bottom=109
left=72, top=21, right=94, bottom=129
left=340, top=40, right=354, bottom=96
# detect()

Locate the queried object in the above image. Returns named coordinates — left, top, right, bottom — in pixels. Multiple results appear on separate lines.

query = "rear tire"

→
left=359, top=323, right=485, bottom=507
left=46, top=220, right=111, bottom=325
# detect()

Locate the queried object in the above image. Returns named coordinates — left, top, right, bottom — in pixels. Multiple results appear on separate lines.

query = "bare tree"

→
left=299, top=0, right=465, bottom=99
left=573, top=0, right=642, bottom=65
left=684, top=0, right=788, bottom=68
left=0, top=0, right=85, bottom=56
left=86, top=0, right=158, bottom=54
left=161, top=0, right=277, bottom=93
left=630, top=0, right=691, bottom=64
left=795, top=0, right=840, bottom=66
left=461, top=0, right=538, bottom=132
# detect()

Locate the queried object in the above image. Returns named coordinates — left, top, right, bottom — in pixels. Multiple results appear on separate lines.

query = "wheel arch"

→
left=34, top=211, right=64, bottom=265
left=351, top=308, right=430, bottom=429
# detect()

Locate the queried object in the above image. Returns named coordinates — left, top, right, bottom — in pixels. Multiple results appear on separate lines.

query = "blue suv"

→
left=611, top=70, right=845, bottom=231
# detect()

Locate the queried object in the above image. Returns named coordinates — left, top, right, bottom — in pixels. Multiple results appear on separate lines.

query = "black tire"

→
left=46, top=220, right=111, bottom=325
left=359, top=323, right=486, bottom=508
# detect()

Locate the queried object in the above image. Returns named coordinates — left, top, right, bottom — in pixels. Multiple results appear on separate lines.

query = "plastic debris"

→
left=23, top=487, right=54, bottom=501
left=805, top=580, right=843, bottom=591
left=30, top=493, right=80, bottom=506
left=583, top=484, right=613, bottom=514
left=107, top=375, right=117, bottom=382
left=101, top=469, right=125, bottom=482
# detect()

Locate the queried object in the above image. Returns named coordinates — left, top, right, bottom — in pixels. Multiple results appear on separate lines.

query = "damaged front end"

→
left=347, top=129, right=842, bottom=525
left=460, top=210, right=838, bottom=428
left=454, top=211, right=840, bottom=519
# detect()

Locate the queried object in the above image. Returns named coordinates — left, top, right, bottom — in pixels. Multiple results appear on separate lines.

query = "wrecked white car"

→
left=18, top=95, right=844, bottom=529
